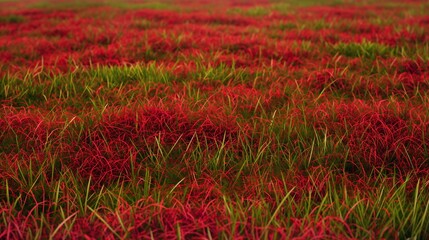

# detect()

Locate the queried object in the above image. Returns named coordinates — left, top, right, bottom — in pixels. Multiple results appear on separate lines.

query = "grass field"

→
left=1, top=0, right=429, bottom=239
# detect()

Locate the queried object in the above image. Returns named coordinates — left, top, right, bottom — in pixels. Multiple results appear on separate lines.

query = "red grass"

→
left=348, top=111, right=421, bottom=173
left=311, top=100, right=429, bottom=175
left=0, top=106, right=50, bottom=153
left=69, top=104, right=241, bottom=184
left=1, top=0, right=429, bottom=238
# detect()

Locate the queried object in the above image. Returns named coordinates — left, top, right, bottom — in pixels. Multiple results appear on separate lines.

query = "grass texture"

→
left=1, top=0, right=429, bottom=239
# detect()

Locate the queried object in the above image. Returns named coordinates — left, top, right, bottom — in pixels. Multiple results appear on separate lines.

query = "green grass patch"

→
left=0, top=14, right=25, bottom=23
left=29, top=0, right=178, bottom=11
left=271, top=0, right=346, bottom=8
left=227, top=6, right=271, bottom=17
left=331, top=41, right=394, bottom=59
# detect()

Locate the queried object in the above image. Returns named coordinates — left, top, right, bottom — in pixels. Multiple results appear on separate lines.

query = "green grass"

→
left=270, top=0, right=346, bottom=9
left=331, top=41, right=394, bottom=59
left=0, top=14, right=25, bottom=24
left=29, top=0, right=178, bottom=10
left=227, top=7, right=271, bottom=17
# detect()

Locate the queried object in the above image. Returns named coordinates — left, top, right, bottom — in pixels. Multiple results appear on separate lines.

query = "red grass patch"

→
left=347, top=111, right=423, bottom=173
left=69, top=105, right=241, bottom=185
left=304, top=68, right=350, bottom=92
left=0, top=106, right=50, bottom=153
left=311, top=100, right=429, bottom=175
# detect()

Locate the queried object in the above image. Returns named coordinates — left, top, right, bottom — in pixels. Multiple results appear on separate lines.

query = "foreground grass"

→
left=1, top=63, right=429, bottom=238
left=1, top=108, right=429, bottom=238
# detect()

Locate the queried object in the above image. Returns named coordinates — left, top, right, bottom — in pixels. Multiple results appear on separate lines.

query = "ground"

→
left=0, top=0, right=429, bottom=239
